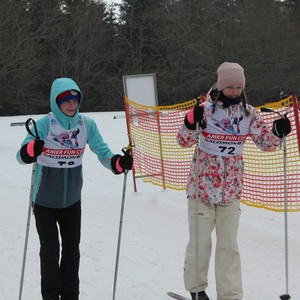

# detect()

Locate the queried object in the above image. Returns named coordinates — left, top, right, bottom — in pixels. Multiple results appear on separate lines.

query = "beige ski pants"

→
left=184, top=198, right=243, bottom=300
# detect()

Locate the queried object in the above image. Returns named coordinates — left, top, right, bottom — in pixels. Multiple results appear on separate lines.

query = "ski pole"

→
left=18, top=118, right=40, bottom=300
left=279, top=134, right=290, bottom=300
left=260, top=108, right=291, bottom=300
left=194, top=97, right=201, bottom=300
left=112, top=146, right=132, bottom=300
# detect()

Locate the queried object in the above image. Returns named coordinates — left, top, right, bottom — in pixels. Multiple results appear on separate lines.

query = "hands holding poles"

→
left=119, top=145, right=134, bottom=174
left=112, top=144, right=134, bottom=300
left=19, top=118, right=40, bottom=300
left=272, top=114, right=291, bottom=139
left=261, top=107, right=291, bottom=300
left=111, top=144, right=133, bottom=175
left=184, top=96, right=206, bottom=130
left=20, top=118, right=44, bottom=164
left=261, top=107, right=291, bottom=138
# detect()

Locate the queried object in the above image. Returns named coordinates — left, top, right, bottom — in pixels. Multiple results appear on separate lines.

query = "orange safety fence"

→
left=124, top=94, right=300, bottom=212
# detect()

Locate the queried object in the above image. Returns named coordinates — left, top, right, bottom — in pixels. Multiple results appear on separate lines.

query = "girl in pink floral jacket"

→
left=176, top=62, right=291, bottom=300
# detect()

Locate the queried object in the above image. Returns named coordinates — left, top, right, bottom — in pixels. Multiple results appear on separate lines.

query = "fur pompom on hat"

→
left=216, top=62, right=245, bottom=91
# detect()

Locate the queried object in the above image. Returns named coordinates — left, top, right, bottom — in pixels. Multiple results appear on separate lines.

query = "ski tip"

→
left=167, top=292, right=176, bottom=297
left=167, top=291, right=191, bottom=300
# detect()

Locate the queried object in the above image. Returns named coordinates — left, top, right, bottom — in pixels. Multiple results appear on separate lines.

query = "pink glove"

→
left=185, top=105, right=206, bottom=130
left=20, top=139, right=44, bottom=164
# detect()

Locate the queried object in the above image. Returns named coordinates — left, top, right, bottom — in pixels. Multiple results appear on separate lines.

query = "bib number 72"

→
left=219, top=146, right=235, bottom=155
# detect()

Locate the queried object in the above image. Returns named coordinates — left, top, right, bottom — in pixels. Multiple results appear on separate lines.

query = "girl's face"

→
left=222, top=84, right=243, bottom=98
left=59, top=100, right=79, bottom=116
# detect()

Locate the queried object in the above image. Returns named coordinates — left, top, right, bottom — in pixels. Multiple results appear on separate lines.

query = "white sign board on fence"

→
left=123, top=73, right=158, bottom=106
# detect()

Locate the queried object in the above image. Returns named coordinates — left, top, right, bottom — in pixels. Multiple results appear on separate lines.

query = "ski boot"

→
left=190, top=291, right=209, bottom=300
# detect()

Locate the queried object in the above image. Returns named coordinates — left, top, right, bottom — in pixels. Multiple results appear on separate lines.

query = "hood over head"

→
left=50, top=78, right=82, bottom=128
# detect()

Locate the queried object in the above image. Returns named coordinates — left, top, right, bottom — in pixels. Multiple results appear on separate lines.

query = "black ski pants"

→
left=34, top=201, right=81, bottom=300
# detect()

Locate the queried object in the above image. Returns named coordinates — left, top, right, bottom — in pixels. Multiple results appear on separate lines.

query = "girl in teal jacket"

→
left=17, top=78, right=133, bottom=300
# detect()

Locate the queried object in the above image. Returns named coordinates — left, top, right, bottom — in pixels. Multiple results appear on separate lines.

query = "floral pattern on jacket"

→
left=177, top=99, right=282, bottom=205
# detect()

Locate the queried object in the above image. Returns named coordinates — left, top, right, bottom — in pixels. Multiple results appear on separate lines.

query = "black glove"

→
left=111, top=153, right=133, bottom=174
left=20, top=139, right=45, bottom=164
left=119, top=153, right=133, bottom=170
left=272, top=115, right=291, bottom=138
left=184, top=105, right=206, bottom=130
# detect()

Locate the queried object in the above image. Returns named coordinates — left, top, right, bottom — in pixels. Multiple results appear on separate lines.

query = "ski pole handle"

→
left=122, top=144, right=134, bottom=158
left=122, top=143, right=134, bottom=155
left=194, top=95, right=200, bottom=108
left=25, top=118, right=40, bottom=140
left=121, top=144, right=134, bottom=174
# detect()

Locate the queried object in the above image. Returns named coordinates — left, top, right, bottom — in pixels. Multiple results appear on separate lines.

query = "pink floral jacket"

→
left=177, top=97, right=282, bottom=205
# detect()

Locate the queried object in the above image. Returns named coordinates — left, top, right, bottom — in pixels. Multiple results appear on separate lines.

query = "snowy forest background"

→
left=1, top=0, right=300, bottom=116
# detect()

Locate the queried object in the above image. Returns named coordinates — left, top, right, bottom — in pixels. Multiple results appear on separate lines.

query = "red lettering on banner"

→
left=43, top=148, right=85, bottom=155
left=202, top=131, right=248, bottom=141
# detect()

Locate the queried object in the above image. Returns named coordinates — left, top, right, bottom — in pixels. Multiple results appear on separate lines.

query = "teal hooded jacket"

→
left=16, top=78, right=116, bottom=208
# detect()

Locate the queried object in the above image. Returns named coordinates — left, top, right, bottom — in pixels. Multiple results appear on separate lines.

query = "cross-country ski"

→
left=167, top=292, right=191, bottom=300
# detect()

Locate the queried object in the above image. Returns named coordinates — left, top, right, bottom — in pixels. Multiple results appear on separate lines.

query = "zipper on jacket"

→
left=222, top=156, right=227, bottom=203
left=62, top=121, right=72, bottom=208
left=63, top=169, right=68, bottom=207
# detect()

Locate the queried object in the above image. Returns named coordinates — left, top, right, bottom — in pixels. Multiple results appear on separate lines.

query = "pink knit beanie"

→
left=216, top=62, right=245, bottom=91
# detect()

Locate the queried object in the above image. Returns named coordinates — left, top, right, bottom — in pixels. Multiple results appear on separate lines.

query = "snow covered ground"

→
left=1, top=112, right=299, bottom=300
